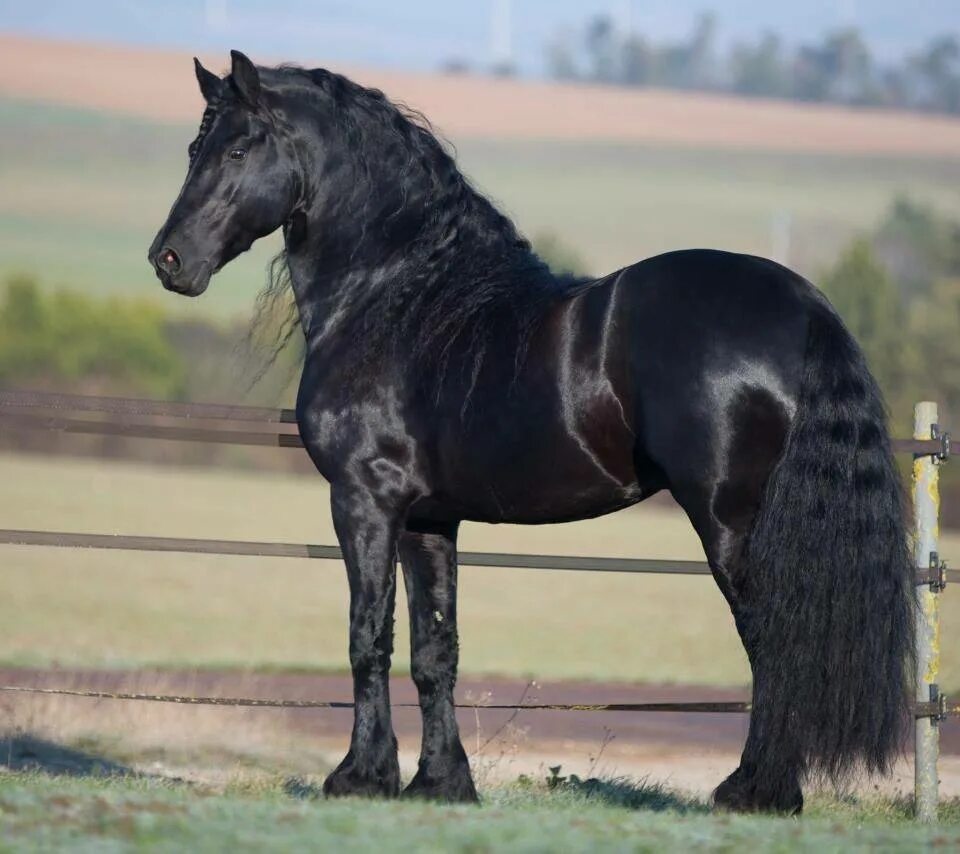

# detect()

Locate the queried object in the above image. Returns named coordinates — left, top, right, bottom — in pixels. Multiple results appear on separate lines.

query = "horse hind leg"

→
left=663, top=392, right=803, bottom=814
left=671, top=496, right=802, bottom=813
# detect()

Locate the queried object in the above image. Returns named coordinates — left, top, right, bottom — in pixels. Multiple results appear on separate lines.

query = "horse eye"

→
left=228, top=148, right=247, bottom=161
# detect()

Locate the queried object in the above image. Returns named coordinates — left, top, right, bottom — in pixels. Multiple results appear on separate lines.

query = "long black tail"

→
left=740, top=301, right=915, bottom=789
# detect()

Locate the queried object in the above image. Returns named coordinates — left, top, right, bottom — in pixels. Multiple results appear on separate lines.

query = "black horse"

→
left=150, top=52, right=914, bottom=813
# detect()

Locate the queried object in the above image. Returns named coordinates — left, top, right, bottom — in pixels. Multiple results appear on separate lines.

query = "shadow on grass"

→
left=280, top=770, right=711, bottom=815
left=545, top=767, right=710, bottom=814
left=0, top=734, right=133, bottom=778
left=283, top=777, right=324, bottom=800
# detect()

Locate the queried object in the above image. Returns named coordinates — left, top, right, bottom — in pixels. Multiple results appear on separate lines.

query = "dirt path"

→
left=4, top=34, right=960, bottom=157
left=0, top=666, right=748, bottom=748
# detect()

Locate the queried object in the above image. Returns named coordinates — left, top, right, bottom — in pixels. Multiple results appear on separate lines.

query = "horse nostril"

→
left=156, top=247, right=182, bottom=274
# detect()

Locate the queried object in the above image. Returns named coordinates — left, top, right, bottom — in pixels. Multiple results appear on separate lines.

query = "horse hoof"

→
left=713, top=772, right=803, bottom=815
left=402, top=764, right=479, bottom=804
left=323, top=755, right=401, bottom=799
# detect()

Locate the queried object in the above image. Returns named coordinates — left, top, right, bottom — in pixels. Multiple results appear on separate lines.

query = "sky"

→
left=1, top=0, right=957, bottom=75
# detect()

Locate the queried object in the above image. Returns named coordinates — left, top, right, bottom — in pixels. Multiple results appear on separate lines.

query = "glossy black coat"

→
left=149, top=53, right=915, bottom=813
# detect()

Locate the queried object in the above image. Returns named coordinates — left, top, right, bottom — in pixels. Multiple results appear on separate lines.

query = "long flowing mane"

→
left=247, top=65, right=587, bottom=383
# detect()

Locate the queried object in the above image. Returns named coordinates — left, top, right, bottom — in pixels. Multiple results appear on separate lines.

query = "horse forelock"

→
left=188, top=103, right=222, bottom=166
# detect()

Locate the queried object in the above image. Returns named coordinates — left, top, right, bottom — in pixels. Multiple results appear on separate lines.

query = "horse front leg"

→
left=399, top=523, right=478, bottom=803
left=323, top=486, right=402, bottom=798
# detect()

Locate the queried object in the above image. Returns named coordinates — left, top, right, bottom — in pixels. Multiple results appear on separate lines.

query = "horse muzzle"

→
left=149, top=245, right=211, bottom=297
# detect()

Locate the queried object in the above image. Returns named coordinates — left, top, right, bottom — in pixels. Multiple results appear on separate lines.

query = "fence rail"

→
left=0, top=390, right=949, bottom=457
left=0, top=390, right=953, bottom=819
left=0, top=528, right=956, bottom=584
left=0, top=389, right=297, bottom=424
left=0, top=683, right=954, bottom=718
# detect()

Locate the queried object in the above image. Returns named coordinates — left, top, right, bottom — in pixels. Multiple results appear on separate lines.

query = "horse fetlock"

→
left=403, top=755, right=478, bottom=804
left=323, top=749, right=401, bottom=799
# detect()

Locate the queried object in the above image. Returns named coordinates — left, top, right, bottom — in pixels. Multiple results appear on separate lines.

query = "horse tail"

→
left=740, top=300, right=914, bottom=788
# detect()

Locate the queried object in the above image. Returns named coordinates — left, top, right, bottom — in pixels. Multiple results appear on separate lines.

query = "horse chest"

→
left=295, top=388, right=422, bottom=488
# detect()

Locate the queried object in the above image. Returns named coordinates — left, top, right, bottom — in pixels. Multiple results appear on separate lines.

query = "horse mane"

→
left=244, top=65, right=586, bottom=386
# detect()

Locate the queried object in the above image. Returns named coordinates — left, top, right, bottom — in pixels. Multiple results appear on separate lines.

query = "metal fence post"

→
left=914, top=401, right=941, bottom=822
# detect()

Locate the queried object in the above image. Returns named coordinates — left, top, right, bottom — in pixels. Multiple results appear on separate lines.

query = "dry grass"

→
left=1, top=451, right=958, bottom=689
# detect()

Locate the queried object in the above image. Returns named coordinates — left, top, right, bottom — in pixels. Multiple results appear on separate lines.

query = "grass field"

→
left=0, top=771, right=957, bottom=852
left=1, top=451, right=958, bottom=690
left=5, top=96, right=960, bottom=320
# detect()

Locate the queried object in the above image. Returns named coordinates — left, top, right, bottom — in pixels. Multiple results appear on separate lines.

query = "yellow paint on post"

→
left=913, top=402, right=941, bottom=822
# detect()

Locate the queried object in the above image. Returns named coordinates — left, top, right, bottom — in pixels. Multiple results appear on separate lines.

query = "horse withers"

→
left=149, top=51, right=915, bottom=813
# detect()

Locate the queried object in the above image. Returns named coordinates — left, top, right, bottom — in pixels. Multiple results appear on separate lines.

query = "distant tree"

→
left=585, top=15, right=618, bottom=83
left=820, top=239, right=905, bottom=399
left=542, top=12, right=960, bottom=117
left=730, top=32, right=791, bottom=98
left=908, top=35, right=960, bottom=113
left=904, top=277, right=960, bottom=416
left=684, top=11, right=719, bottom=89
left=620, top=33, right=656, bottom=86
left=874, top=196, right=960, bottom=300
left=864, top=202, right=960, bottom=437
left=875, top=65, right=912, bottom=109
left=794, top=29, right=874, bottom=105
left=830, top=29, right=874, bottom=103
left=0, top=275, right=184, bottom=398
left=545, top=34, right=580, bottom=81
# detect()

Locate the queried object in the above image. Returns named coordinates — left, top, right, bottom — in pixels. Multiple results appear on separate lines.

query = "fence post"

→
left=913, top=401, right=941, bottom=822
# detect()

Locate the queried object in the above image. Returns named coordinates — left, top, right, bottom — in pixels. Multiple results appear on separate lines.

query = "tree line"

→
left=820, top=196, right=960, bottom=435
left=546, top=13, right=960, bottom=115
left=0, top=276, right=307, bottom=471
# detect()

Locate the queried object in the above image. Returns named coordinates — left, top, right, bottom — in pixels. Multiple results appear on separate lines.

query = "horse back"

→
left=416, top=249, right=812, bottom=526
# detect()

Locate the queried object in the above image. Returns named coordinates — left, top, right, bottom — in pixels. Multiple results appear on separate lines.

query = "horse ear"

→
left=230, top=50, right=261, bottom=107
left=194, top=57, right=223, bottom=103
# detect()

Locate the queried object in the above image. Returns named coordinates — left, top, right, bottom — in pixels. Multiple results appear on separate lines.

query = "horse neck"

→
left=283, top=173, right=532, bottom=356
left=277, top=92, right=556, bottom=373
left=283, top=238, right=366, bottom=352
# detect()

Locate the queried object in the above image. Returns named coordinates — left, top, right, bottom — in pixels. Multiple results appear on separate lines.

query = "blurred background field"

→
left=1, top=451, right=958, bottom=690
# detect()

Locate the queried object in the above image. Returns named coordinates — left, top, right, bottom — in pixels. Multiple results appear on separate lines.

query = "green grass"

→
left=0, top=770, right=956, bottom=852
left=1, top=451, right=959, bottom=689
left=4, top=96, right=960, bottom=319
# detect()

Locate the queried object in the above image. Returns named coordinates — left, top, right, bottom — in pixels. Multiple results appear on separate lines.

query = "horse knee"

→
left=349, top=625, right=394, bottom=679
